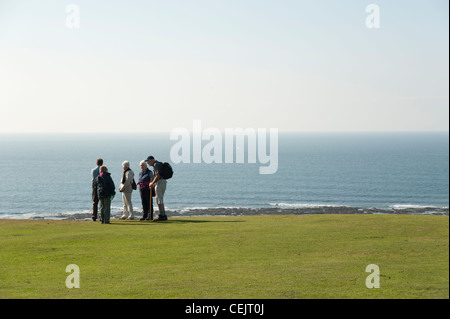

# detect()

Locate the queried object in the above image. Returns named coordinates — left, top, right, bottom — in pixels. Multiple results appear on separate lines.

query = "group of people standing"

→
left=91, top=156, right=168, bottom=224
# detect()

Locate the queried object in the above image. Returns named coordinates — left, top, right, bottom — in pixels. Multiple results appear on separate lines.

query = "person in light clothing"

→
left=119, top=160, right=135, bottom=220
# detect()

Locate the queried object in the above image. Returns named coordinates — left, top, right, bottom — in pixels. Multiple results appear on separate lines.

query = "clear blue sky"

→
left=0, top=0, right=448, bottom=132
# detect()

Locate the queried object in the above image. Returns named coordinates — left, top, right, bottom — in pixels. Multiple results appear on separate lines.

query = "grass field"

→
left=0, top=214, right=448, bottom=299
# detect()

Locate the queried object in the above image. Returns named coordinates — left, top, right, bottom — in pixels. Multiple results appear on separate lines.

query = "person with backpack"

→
left=146, top=156, right=173, bottom=221
left=93, top=165, right=116, bottom=224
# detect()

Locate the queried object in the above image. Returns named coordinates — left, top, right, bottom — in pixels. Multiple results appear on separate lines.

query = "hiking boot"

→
left=153, top=215, right=167, bottom=222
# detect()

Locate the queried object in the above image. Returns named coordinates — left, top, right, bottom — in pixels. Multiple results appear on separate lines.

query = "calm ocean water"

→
left=0, top=132, right=448, bottom=219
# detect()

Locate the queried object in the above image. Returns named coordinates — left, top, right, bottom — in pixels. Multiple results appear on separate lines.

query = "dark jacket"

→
left=94, top=172, right=116, bottom=199
left=137, top=168, right=154, bottom=190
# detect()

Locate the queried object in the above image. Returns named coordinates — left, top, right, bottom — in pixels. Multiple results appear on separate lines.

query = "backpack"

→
left=160, top=162, right=174, bottom=179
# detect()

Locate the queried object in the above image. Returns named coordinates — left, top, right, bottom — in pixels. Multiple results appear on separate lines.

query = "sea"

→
left=0, top=132, right=448, bottom=219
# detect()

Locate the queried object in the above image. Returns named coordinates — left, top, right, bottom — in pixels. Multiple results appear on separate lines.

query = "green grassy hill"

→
left=0, top=214, right=448, bottom=298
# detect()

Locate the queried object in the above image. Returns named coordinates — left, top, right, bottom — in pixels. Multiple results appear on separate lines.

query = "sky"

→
left=0, top=0, right=448, bottom=133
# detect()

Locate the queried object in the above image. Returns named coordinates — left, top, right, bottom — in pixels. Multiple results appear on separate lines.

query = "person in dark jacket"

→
left=93, top=165, right=116, bottom=224
left=91, top=158, right=103, bottom=221
left=137, top=160, right=154, bottom=220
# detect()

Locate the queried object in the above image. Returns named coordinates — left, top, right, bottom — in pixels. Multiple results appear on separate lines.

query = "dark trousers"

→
left=140, top=188, right=154, bottom=219
left=93, top=198, right=99, bottom=219
left=99, top=198, right=111, bottom=224
left=92, top=184, right=99, bottom=219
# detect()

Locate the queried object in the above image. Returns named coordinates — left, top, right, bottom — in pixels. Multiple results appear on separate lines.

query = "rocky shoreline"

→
left=29, top=205, right=449, bottom=220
